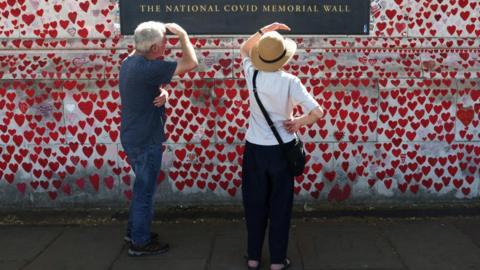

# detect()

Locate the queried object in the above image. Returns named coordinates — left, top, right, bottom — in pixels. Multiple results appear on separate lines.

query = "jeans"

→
left=124, top=144, right=163, bottom=246
left=242, top=141, right=294, bottom=264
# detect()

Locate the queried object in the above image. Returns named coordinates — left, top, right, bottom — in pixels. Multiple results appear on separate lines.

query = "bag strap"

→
left=252, top=70, right=284, bottom=145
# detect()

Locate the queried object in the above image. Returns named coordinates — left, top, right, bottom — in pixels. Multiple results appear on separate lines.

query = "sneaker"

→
left=276, top=258, right=291, bottom=270
left=124, top=232, right=159, bottom=244
left=128, top=240, right=169, bottom=257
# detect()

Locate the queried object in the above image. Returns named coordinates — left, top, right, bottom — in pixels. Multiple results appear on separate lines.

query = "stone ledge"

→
left=1, top=202, right=480, bottom=225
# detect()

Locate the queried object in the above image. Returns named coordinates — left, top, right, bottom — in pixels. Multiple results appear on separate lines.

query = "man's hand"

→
left=261, top=22, right=291, bottom=34
left=153, top=88, right=169, bottom=107
left=167, top=23, right=198, bottom=75
left=165, top=23, right=187, bottom=38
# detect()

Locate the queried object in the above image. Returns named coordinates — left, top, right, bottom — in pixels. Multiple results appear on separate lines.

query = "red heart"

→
left=457, top=105, right=474, bottom=126
left=174, top=148, right=187, bottom=161
left=67, top=11, right=77, bottom=23
left=79, top=1, right=90, bottom=12
left=78, top=28, right=89, bottom=38
left=78, top=101, right=93, bottom=115
left=89, top=174, right=100, bottom=192
left=104, top=176, right=115, bottom=189
left=124, top=190, right=133, bottom=200
left=93, top=22, right=105, bottom=33
left=12, top=179, right=25, bottom=192
left=21, top=13, right=35, bottom=25
left=48, top=191, right=58, bottom=200
left=325, top=59, right=337, bottom=69
left=461, top=187, right=471, bottom=196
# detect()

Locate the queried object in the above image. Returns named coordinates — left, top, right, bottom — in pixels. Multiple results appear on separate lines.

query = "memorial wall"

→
left=0, top=0, right=479, bottom=207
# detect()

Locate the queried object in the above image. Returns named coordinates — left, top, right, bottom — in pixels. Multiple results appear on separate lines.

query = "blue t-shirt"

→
left=119, top=55, right=177, bottom=148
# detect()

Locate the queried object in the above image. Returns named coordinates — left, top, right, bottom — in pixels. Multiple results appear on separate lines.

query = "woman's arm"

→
left=284, top=107, right=325, bottom=134
left=240, top=22, right=291, bottom=58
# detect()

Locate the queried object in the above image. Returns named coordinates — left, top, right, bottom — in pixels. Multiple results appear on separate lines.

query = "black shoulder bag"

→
left=252, top=70, right=306, bottom=176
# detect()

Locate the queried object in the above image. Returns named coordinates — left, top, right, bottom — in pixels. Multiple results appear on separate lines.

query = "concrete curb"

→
left=1, top=202, right=480, bottom=225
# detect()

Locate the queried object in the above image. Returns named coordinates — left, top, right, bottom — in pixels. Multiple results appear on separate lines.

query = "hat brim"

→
left=250, top=38, right=297, bottom=72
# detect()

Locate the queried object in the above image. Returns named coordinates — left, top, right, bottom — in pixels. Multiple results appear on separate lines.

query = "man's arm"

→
left=166, top=23, right=198, bottom=75
left=240, top=22, right=291, bottom=58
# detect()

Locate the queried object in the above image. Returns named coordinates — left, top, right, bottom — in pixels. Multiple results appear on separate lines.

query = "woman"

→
left=240, top=23, right=324, bottom=270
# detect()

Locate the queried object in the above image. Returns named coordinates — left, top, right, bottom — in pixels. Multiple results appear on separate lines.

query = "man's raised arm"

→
left=166, top=23, right=198, bottom=75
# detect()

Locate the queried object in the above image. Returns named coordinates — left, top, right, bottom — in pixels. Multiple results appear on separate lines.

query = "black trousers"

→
left=242, top=140, right=294, bottom=264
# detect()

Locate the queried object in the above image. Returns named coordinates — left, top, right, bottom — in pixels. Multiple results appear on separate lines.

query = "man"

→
left=119, top=21, right=198, bottom=256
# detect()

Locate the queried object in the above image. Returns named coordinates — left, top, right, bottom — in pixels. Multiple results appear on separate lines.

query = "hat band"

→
left=259, top=49, right=287, bottom=64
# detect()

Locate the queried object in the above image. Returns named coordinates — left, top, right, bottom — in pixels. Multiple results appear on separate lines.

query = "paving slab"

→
left=209, top=226, right=302, bottom=270
left=382, top=221, right=480, bottom=270
left=22, top=226, right=123, bottom=270
left=112, top=223, right=215, bottom=270
left=296, top=223, right=405, bottom=270
left=0, top=226, right=63, bottom=262
left=452, top=218, right=480, bottom=248
left=2, top=218, right=480, bottom=270
left=0, top=260, right=26, bottom=270
left=112, top=258, right=208, bottom=270
left=149, top=223, right=215, bottom=260
left=206, top=233, right=246, bottom=270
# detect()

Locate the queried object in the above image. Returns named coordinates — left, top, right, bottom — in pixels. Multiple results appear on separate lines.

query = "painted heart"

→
left=457, top=105, right=474, bottom=126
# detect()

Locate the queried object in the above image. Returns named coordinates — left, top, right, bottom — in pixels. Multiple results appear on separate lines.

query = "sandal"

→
left=272, top=258, right=291, bottom=270
left=244, top=255, right=261, bottom=270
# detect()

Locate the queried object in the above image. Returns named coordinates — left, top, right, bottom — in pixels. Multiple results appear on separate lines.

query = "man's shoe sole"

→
left=127, top=247, right=169, bottom=257
left=124, top=233, right=159, bottom=245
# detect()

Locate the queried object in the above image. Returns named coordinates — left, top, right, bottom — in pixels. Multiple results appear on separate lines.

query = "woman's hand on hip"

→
left=284, top=107, right=324, bottom=133
left=284, top=118, right=302, bottom=134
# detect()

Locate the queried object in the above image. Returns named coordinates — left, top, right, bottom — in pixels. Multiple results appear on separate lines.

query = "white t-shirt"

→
left=243, top=57, right=320, bottom=145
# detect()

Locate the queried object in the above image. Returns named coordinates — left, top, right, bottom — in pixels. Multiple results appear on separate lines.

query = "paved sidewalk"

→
left=2, top=216, right=480, bottom=270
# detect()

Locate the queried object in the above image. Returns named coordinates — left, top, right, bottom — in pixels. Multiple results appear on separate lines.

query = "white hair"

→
left=134, top=21, right=166, bottom=54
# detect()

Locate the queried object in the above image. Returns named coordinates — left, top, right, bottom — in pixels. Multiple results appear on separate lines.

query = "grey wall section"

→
left=0, top=0, right=479, bottom=208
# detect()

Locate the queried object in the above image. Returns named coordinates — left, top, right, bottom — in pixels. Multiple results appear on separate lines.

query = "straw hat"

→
left=251, top=31, right=297, bottom=72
